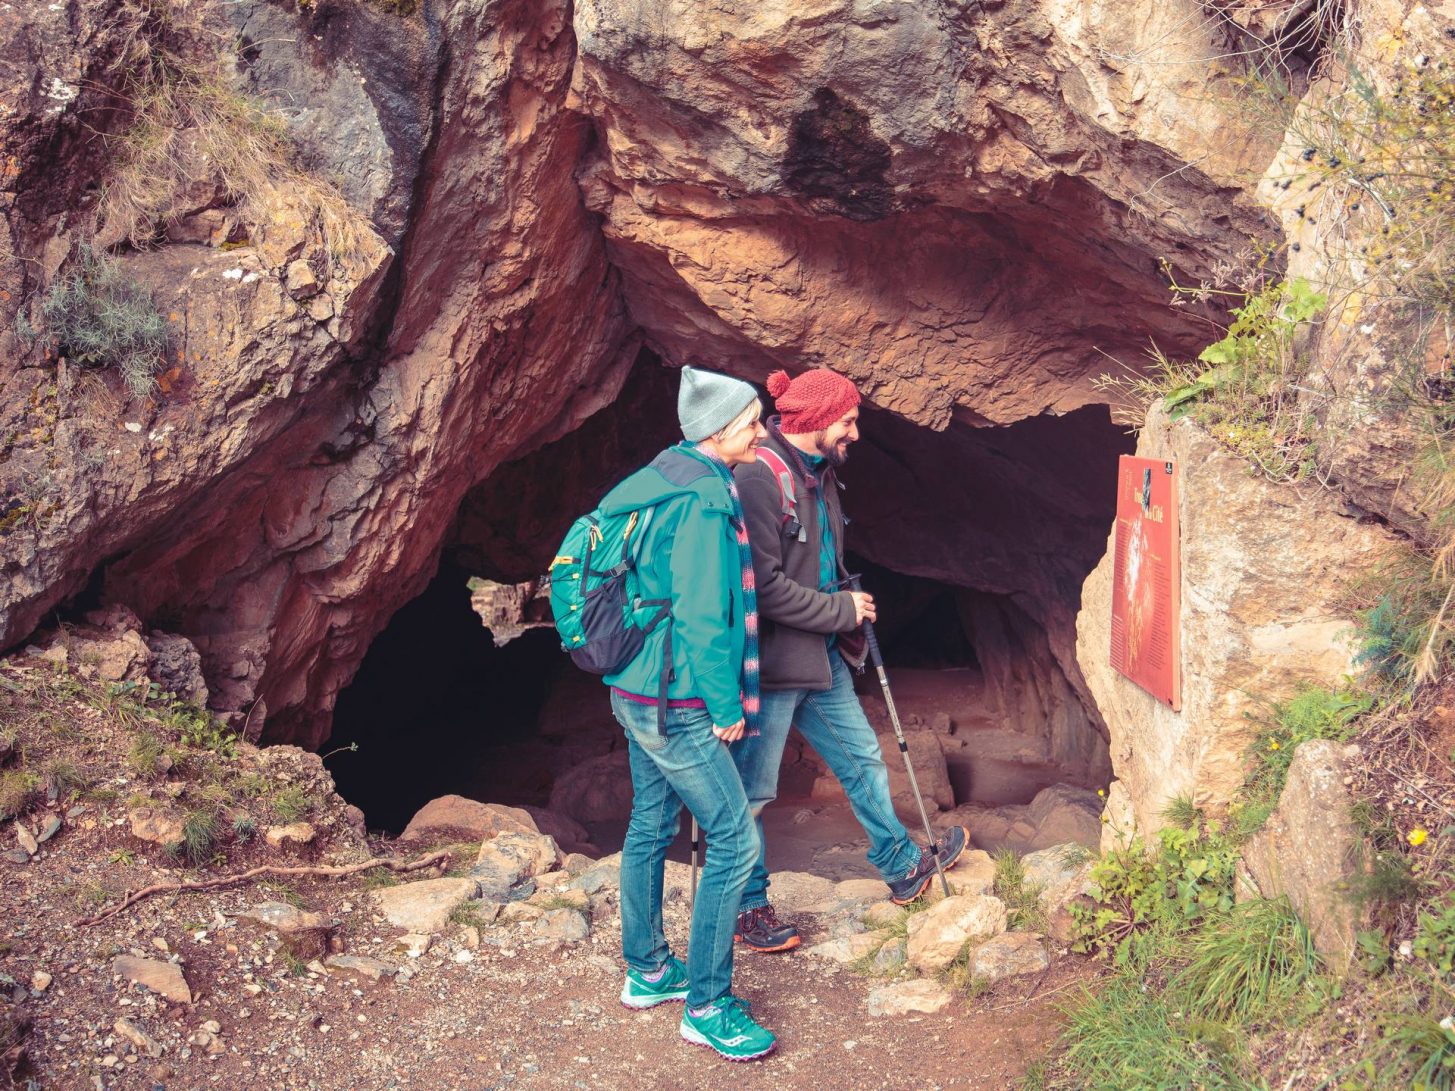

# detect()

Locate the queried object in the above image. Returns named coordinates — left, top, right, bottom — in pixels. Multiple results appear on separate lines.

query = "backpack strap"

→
left=755, top=447, right=798, bottom=527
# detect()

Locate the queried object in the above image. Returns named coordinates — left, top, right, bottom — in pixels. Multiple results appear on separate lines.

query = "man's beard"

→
left=815, top=431, right=850, bottom=467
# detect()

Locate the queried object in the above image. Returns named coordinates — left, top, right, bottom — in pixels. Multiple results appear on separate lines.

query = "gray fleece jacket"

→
left=734, top=422, right=860, bottom=691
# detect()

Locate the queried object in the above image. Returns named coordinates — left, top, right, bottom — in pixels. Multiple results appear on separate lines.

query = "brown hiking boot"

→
left=734, top=904, right=801, bottom=953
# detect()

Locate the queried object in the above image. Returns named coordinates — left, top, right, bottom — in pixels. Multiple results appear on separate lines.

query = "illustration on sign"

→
left=1109, top=456, right=1181, bottom=710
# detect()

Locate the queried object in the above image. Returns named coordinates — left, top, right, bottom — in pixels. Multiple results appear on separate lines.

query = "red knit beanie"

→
left=766, top=368, right=861, bottom=434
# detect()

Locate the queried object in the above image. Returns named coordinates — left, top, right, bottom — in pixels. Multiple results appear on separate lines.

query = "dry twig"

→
left=76, top=850, right=451, bottom=926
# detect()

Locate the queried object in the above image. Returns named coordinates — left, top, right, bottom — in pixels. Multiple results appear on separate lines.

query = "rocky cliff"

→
left=1, top=0, right=1438, bottom=775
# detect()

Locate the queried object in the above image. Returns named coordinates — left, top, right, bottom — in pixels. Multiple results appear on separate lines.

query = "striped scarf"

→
left=684, top=442, right=761, bottom=737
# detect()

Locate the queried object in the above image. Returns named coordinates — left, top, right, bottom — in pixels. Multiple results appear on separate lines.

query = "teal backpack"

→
left=547, top=502, right=669, bottom=676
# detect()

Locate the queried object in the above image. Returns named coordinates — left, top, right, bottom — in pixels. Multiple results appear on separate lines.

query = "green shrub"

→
left=992, top=848, right=1047, bottom=932
left=1071, top=825, right=1238, bottom=963
left=172, top=808, right=221, bottom=866
left=41, top=245, right=169, bottom=397
left=127, top=732, right=166, bottom=778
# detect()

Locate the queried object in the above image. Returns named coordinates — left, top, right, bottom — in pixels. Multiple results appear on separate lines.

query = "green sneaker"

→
left=619, top=956, right=690, bottom=1009
left=679, top=995, right=776, bottom=1061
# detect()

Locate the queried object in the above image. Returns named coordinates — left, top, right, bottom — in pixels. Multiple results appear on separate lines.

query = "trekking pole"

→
left=839, top=571, right=952, bottom=899
left=689, top=817, right=700, bottom=909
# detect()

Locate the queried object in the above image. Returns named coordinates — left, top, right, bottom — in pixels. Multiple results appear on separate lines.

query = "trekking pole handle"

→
left=837, top=571, right=885, bottom=670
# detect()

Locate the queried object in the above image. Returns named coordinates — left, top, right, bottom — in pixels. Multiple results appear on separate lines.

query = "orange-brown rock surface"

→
left=569, top=0, right=1279, bottom=426
left=2, top=0, right=1400, bottom=760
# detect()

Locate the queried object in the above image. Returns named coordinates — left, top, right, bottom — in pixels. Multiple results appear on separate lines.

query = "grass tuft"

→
left=1172, top=899, right=1322, bottom=1022
left=40, top=244, right=169, bottom=397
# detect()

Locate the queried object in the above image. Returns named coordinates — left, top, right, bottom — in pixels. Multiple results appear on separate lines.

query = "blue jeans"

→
left=611, top=692, right=759, bottom=1009
left=732, top=653, right=919, bottom=911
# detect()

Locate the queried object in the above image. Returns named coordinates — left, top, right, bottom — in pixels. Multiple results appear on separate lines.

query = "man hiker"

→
left=729, top=367, right=969, bottom=953
left=603, top=366, right=777, bottom=1059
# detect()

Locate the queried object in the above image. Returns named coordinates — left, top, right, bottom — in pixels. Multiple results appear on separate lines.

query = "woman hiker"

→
left=600, top=365, right=776, bottom=1061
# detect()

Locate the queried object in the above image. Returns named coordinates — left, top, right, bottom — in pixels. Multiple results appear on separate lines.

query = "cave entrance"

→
left=325, top=352, right=1130, bottom=865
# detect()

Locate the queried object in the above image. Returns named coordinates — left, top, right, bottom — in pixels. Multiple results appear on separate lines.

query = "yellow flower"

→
left=1269, top=741, right=1281, bottom=750
left=1408, top=828, right=1429, bottom=847
left=1097, top=789, right=1106, bottom=798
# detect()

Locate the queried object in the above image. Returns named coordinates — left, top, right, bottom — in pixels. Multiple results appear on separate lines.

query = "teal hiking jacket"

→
left=600, top=445, right=747, bottom=729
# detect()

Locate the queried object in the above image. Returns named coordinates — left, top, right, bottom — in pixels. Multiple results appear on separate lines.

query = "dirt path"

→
left=7, top=831, right=1082, bottom=1091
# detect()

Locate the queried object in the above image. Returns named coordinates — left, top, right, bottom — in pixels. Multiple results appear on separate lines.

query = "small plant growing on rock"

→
left=0, top=769, right=40, bottom=822
left=1412, top=894, right=1455, bottom=978
left=271, top=785, right=311, bottom=823
left=172, top=807, right=221, bottom=866
left=992, top=848, right=1046, bottom=932
left=40, top=245, right=169, bottom=398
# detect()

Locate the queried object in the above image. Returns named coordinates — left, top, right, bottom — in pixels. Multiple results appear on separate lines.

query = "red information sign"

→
left=1110, top=456, right=1182, bottom=710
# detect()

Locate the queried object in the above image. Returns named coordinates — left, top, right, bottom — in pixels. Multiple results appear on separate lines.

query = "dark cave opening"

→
left=326, top=353, right=1130, bottom=858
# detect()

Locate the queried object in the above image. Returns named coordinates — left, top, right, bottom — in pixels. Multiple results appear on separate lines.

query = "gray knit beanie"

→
left=677, top=365, right=758, bottom=442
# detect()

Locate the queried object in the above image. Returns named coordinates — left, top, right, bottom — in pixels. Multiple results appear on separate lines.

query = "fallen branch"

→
left=77, top=850, right=452, bottom=927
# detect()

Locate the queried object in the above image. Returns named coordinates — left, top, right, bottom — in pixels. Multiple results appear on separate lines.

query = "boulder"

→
left=886, top=731, right=954, bottom=814
left=804, top=931, right=889, bottom=964
left=548, top=752, right=633, bottom=824
left=113, top=956, right=191, bottom=1004
left=972, top=932, right=1050, bottom=983
left=567, top=857, right=622, bottom=896
left=873, top=938, right=908, bottom=974
left=863, top=901, right=906, bottom=930
left=906, top=895, right=1008, bottom=974
left=472, top=831, right=560, bottom=900
left=867, top=978, right=954, bottom=1017
left=400, top=796, right=538, bottom=843
left=520, top=806, right=596, bottom=855
left=945, top=850, right=997, bottom=898
left=114, top=1018, right=163, bottom=1059
left=143, top=632, right=209, bottom=706
left=235, top=902, right=332, bottom=960
left=1077, top=408, right=1400, bottom=837
left=1023, top=844, right=1098, bottom=943
left=264, top=822, right=316, bottom=849
left=373, top=878, right=481, bottom=934
left=1239, top=740, right=1365, bottom=970
left=531, top=908, right=591, bottom=947
left=834, top=878, right=890, bottom=904
left=1022, top=785, right=1103, bottom=851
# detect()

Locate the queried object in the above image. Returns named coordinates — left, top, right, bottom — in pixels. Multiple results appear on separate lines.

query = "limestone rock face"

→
left=1239, top=740, right=1365, bottom=969
left=1076, top=408, right=1401, bottom=837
